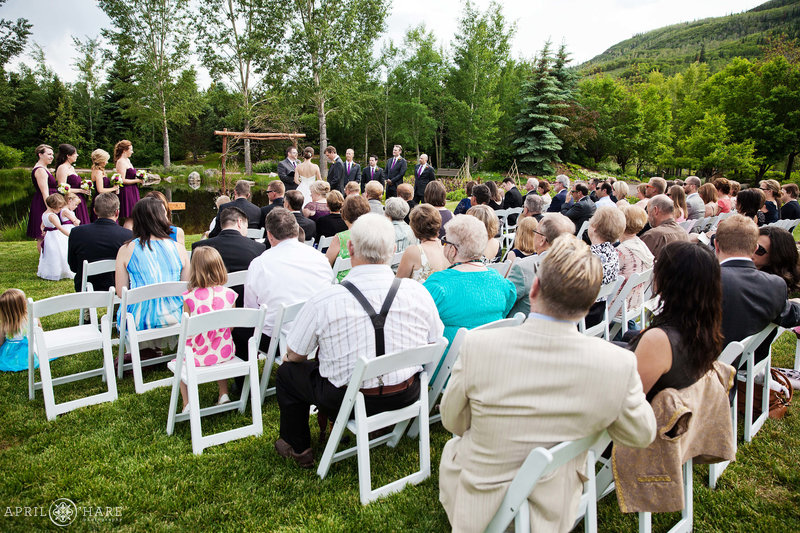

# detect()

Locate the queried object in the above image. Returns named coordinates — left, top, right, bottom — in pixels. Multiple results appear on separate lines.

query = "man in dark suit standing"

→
left=209, top=180, right=262, bottom=237
left=716, top=215, right=800, bottom=365
left=67, top=193, right=133, bottom=293
left=277, top=146, right=299, bottom=192
left=385, top=144, right=407, bottom=198
left=260, top=180, right=285, bottom=227
left=413, top=153, right=435, bottom=204
left=324, top=146, right=344, bottom=193
left=193, top=206, right=265, bottom=306
left=360, top=155, right=385, bottom=193
left=561, top=182, right=596, bottom=234
left=342, top=149, right=361, bottom=189
left=547, top=174, right=570, bottom=213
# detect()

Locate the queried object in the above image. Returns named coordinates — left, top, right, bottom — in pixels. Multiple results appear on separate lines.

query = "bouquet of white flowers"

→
left=110, top=173, right=124, bottom=188
left=136, top=169, right=147, bottom=182
left=57, top=183, right=71, bottom=195
left=81, top=179, right=93, bottom=192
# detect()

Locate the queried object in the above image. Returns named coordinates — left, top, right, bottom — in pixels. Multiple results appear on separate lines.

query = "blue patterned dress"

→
left=117, top=238, right=184, bottom=330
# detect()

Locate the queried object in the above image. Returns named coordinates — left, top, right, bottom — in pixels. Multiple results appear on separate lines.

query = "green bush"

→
left=446, top=190, right=465, bottom=202
left=252, top=160, right=278, bottom=173
left=762, top=170, right=785, bottom=182
left=0, top=143, right=23, bottom=169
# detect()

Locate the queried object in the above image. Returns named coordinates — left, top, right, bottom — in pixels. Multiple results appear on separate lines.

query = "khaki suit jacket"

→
left=439, top=317, right=656, bottom=533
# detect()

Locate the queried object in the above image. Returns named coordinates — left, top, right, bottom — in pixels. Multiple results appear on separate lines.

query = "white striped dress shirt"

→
left=287, top=264, right=444, bottom=388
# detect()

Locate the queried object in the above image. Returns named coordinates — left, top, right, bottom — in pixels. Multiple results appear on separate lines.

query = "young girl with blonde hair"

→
left=0, top=289, right=39, bottom=372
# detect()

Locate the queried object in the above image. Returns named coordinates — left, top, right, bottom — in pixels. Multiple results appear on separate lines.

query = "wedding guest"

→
left=303, top=181, right=331, bottom=221
left=754, top=226, right=800, bottom=291
left=683, top=176, right=705, bottom=220
left=344, top=180, right=361, bottom=198
left=538, top=180, right=552, bottom=209
left=616, top=206, right=654, bottom=320
left=547, top=175, right=569, bottom=212
left=260, top=180, right=285, bottom=226
left=27, top=144, right=57, bottom=241
left=206, top=195, right=231, bottom=237
left=714, top=177, right=733, bottom=214
left=285, top=190, right=317, bottom=242
left=453, top=181, right=475, bottom=215
left=467, top=205, right=501, bottom=262
left=144, top=190, right=185, bottom=246
left=396, top=204, right=449, bottom=282
left=385, top=197, right=416, bottom=253
left=506, top=217, right=538, bottom=260
left=425, top=214, right=516, bottom=381
left=209, top=180, right=261, bottom=237
left=780, top=183, right=800, bottom=220
left=365, top=180, right=385, bottom=215
left=501, top=177, right=524, bottom=212
left=735, top=188, right=765, bottom=225
left=54, top=144, right=90, bottom=225
left=313, top=191, right=345, bottom=242
left=613, top=181, right=630, bottom=207
left=641, top=195, right=688, bottom=258
left=326, top=195, right=371, bottom=281
left=485, top=180, right=503, bottom=210
left=114, top=140, right=143, bottom=228
left=0, top=289, right=38, bottom=372
left=669, top=184, right=687, bottom=223
left=759, top=179, right=781, bottom=224
left=584, top=206, right=624, bottom=327
left=636, top=183, right=649, bottom=211
left=699, top=183, right=720, bottom=217
left=521, top=194, right=544, bottom=222
left=397, top=183, right=416, bottom=222
left=425, top=180, right=453, bottom=238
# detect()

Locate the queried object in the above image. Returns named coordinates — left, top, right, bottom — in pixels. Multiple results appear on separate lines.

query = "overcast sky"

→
left=3, top=0, right=767, bottom=85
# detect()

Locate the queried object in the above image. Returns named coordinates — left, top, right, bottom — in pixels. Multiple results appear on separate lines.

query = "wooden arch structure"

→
left=214, top=128, right=306, bottom=193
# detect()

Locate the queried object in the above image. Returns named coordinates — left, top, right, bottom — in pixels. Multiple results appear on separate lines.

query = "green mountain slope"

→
left=579, top=0, right=800, bottom=78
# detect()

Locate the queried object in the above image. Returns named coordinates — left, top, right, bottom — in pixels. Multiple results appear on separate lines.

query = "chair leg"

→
left=249, top=359, right=263, bottom=434
left=355, top=396, right=373, bottom=504
left=101, top=320, right=118, bottom=400
left=166, top=373, right=182, bottom=436
left=639, top=512, right=652, bottom=533
left=28, top=345, right=36, bottom=401
left=38, top=351, right=57, bottom=421
left=188, top=375, right=204, bottom=455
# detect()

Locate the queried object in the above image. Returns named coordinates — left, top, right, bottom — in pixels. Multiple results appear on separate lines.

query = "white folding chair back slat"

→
left=738, top=323, right=777, bottom=443
left=117, top=281, right=188, bottom=393
left=503, top=208, right=523, bottom=235
left=259, top=300, right=308, bottom=401
left=166, top=306, right=267, bottom=454
left=332, top=256, right=352, bottom=282
left=316, top=338, right=448, bottom=504
left=318, top=235, right=334, bottom=252
left=708, top=338, right=747, bottom=489
left=389, top=251, right=403, bottom=268
left=608, top=268, right=654, bottom=340
left=576, top=220, right=590, bottom=242
left=485, top=430, right=608, bottom=533
left=579, top=278, right=625, bottom=340
left=224, top=270, right=248, bottom=290
left=246, top=228, right=265, bottom=240
left=27, top=288, right=117, bottom=420
left=407, top=313, right=526, bottom=439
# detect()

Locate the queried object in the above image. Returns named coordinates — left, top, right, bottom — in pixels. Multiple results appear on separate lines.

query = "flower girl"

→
left=60, top=192, right=81, bottom=232
left=179, top=247, right=239, bottom=412
left=0, top=289, right=39, bottom=372
left=37, top=194, right=74, bottom=281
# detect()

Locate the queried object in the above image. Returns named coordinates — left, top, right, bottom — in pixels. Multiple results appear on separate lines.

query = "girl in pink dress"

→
left=179, top=247, right=238, bottom=412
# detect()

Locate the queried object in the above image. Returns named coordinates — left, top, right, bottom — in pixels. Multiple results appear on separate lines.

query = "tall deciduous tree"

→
left=0, top=0, right=31, bottom=69
left=447, top=0, right=513, bottom=168
left=286, top=0, right=388, bottom=177
left=197, top=0, right=286, bottom=174
left=100, top=0, right=192, bottom=167
left=72, top=37, right=103, bottom=149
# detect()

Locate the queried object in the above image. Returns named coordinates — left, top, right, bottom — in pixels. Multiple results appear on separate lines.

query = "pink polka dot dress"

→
left=183, top=285, right=238, bottom=366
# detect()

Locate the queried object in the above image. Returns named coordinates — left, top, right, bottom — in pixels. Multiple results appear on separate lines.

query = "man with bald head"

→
left=413, top=153, right=436, bottom=203
left=640, top=194, right=688, bottom=258
left=683, top=176, right=704, bottom=220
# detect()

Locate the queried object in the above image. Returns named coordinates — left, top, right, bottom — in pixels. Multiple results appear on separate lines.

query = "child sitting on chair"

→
left=180, top=247, right=238, bottom=413
left=0, top=289, right=39, bottom=372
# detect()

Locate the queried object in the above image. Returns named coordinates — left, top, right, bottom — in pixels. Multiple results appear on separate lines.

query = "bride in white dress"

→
left=295, top=146, right=321, bottom=206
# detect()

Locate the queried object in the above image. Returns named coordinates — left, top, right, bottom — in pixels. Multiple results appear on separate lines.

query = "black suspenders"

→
left=340, top=278, right=402, bottom=357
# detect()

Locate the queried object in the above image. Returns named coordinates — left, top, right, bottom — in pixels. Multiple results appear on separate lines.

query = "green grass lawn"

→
left=1, top=236, right=799, bottom=531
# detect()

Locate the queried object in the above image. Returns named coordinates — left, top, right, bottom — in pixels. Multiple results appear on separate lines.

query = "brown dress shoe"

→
left=274, top=438, right=314, bottom=468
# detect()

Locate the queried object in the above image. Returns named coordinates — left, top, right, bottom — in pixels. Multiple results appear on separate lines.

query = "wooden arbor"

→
left=213, top=129, right=306, bottom=194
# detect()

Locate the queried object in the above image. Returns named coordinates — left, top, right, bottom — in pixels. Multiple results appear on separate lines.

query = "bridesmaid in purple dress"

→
left=90, top=149, right=119, bottom=221
left=114, top=140, right=143, bottom=229
left=27, top=144, right=57, bottom=240
left=54, top=144, right=90, bottom=225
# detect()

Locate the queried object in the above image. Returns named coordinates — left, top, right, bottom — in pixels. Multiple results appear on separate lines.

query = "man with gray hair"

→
left=683, top=176, right=704, bottom=220
left=640, top=194, right=688, bottom=258
left=547, top=174, right=569, bottom=212
left=645, top=176, right=667, bottom=198
left=506, top=213, right=575, bottom=316
left=274, top=213, right=444, bottom=468
left=521, top=193, right=544, bottom=222
left=524, top=177, right=539, bottom=197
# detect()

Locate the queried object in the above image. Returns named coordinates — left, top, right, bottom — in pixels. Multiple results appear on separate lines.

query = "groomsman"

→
left=342, top=149, right=361, bottom=187
left=385, top=144, right=407, bottom=198
left=413, top=153, right=435, bottom=204
left=360, top=155, right=385, bottom=193
left=277, top=146, right=299, bottom=191
left=325, top=146, right=344, bottom=193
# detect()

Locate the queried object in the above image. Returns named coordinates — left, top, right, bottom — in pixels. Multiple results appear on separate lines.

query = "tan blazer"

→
left=439, top=317, right=656, bottom=533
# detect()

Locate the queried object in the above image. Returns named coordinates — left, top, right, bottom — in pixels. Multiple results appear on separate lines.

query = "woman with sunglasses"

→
left=753, top=226, right=800, bottom=291
left=759, top=179, right=782, bottom=224
left=424, top=214, right=516, bottom=382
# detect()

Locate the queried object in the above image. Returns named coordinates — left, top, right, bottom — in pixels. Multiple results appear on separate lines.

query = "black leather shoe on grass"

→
left=274, top=438, right=314, bottom=468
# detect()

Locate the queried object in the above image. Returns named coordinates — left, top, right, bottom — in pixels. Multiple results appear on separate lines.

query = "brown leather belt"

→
left=360, top=375, right=416, bottom=396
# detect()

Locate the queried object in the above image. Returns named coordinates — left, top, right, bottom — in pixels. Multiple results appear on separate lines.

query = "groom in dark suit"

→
left=413, top=154, right=435, bottom=204
left=360, top=155, right=385, bottom=193
left=385, top=144, right=407, bottom=198
left=277, top=146, right=299, bottom=192
left=67, top=193, right=133, bottom=293
left=342, top=148, right=361, bottom=188
left=325, top=146, right=344, bottom=193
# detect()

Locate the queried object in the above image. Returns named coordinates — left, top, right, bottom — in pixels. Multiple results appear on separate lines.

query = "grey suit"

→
left=277, top=158, right=298, bottom=191
left=686, top=192, right=704, bottom=220
left=505, top=252, right=545, bottom=317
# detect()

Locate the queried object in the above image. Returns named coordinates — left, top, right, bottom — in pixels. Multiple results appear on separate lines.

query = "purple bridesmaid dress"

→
left=66, top=173, right=91, bottom=225
left=118, top=167, right=141, bottom=218
left=90, top=175, right=113, bottom=222
left=27, top=167, right=58, bottom=239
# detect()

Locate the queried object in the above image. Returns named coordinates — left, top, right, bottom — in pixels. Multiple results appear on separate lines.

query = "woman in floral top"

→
left=584, top=206, right=626, bottom=328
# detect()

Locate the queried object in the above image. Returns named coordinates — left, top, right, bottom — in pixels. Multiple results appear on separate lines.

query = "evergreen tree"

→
left=513, top=44, right=568, bottom=175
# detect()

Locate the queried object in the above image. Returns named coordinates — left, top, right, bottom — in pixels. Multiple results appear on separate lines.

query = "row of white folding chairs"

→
left=495, top=207, right=523, bottom=236
left=764, top=218, right=800, bottom=233
left=331, top=251, right=403, bottom=282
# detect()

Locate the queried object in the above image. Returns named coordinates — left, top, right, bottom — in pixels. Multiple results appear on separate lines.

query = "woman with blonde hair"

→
left=613, top=181, right=629, bottom=207
left=302, top=180, right=331, bottom=221
left=467, top=204, right=501, bottom=262
left=616, top=206, right=654, bottom=321
left=698, top=183, right=719, bottom=217
left=668, top=184, right=687, bottom=223
left=759, top=179, right=781, bottom=224
left=507, top=217, right=538, bottom=260
left=90, top=149, right=118, bottom=221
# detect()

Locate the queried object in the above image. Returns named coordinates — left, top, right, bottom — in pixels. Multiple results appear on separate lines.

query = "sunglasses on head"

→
left=755, top=244, right=768, bottom=256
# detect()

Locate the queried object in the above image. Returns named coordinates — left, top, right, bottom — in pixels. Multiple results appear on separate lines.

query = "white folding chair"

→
left=79, top=259, right=118, bottom=326
left=608, top=268, right=654, bottom=340
left=485, top=430, right=608, bottom=533
left=389, top=251, right=403, bottom=268
left=738, top=323, right=778, bottom=442
left=500, top=234, right=516, bottom=262
left=317, top=235, right=335, bottom=252
left=678, top=219, right=696, bottom=233
left=495, top=209, right=510, bottom=236
left=579, top=278, right=625, bottom=340
left=407, top=313, right=525, bottom=438
left=332, top=256, right=352, bottom=282
left=783, top=218, right=800, bottom=234
left=246, top=227, right=265, bottom=240
left=224, top=270, right=248, bottom=291
left=576, top=220, right=590, bottom=241
left=639, top=459, right=693, bottom=533
left=317, top=339, right=448, bottom=504
left=708, top=337, right=747, bottom=489
left=304, top=238, right=314, bottom=246
left=690, top=216, right=711, bottom=233
left=117, top=282, right=188, bottom=393
left=503, top=207, right=523, bottom=236
left=707, top=215, right=721, bottom=231
left=166, top=306, right=267, bottom=455
left=27, top=289, right=117, bottom=421
left=259, top=300, right=308, bottom=401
